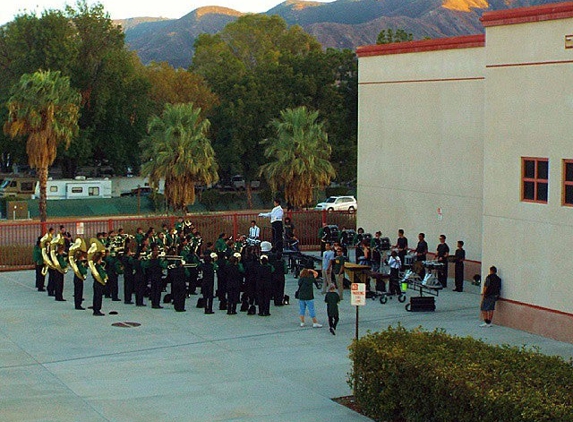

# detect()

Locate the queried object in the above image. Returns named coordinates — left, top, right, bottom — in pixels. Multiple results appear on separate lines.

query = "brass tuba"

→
left=49, top=233, right=67, bottom=275
left=69, top=237, right=87, bottom=280
left=40, top=232, right=56, bottom=276
left=87, top=242, right=107, bottom=285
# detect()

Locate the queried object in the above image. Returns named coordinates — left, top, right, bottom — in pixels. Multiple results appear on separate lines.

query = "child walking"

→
left=325, top=283, right=340, bottom=335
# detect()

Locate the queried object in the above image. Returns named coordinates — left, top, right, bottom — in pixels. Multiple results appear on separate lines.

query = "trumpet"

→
left=49, top=233, right=68, bottom=275
left=69, top=237, right=87, bottom=280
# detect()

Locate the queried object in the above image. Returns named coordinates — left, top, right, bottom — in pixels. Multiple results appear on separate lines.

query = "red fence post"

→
left=232, top=213, right=238, bottom=240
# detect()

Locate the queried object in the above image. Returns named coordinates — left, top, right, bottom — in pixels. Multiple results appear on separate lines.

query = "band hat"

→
left=210, top=252, right=218, bottom=259
left=260, top=241, right=272, bottom=252
left=260, top=254, right=268, bottom=261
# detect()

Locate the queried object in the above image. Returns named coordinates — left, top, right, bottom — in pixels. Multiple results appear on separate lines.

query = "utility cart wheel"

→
left=379, top=295, right=388, bottom=304
left=405, top=303, right=411, bottom=311
left=398, top=294, right=406, bottom=303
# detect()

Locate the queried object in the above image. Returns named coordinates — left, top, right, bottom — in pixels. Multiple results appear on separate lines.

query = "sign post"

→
left=350, top=282, right=366, bottom=340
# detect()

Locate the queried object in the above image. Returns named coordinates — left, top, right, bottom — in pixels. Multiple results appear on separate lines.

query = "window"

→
left=50, top=186, right=58, bottom=192
left=522, top=157, right=548, bottom=203
left=71, top=187, right=83, bottom=193
left=21, top=182, right=34, bottom=191
left=563, top=160, right=573, bottom=206
left=88, top=187, right=100, bottom=196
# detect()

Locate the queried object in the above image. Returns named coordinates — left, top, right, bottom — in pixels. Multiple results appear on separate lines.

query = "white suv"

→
left=315, top=196, right=357, bottom=212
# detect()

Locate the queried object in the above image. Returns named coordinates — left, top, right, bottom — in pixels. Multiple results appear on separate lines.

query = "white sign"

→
left=351, top=282, right=366, bottom=306
left=76, top=222, right=84, bottom=236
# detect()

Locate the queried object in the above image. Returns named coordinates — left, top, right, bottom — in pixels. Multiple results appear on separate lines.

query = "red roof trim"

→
left=481, top=2, right=573, bottom=27
left=356, top=35, right=485, bottom=58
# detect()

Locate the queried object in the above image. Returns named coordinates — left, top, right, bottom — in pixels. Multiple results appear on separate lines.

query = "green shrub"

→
left=349, top=326, right=573, bottom=422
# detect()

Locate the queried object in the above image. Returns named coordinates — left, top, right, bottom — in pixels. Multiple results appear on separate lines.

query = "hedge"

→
left=348, top=326, right=573, bottom=422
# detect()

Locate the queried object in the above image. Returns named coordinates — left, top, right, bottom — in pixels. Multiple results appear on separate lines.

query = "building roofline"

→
left=481, top=1, right=573, bottom=27
left=356, top=35, right=485, bottom=58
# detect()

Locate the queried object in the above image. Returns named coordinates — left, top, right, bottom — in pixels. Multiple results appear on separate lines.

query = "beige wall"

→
left=358, top=47, right=485, bottom=260
left=483, top=17, right=573, bottom=318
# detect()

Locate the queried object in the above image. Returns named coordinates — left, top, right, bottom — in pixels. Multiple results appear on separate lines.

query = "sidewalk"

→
left=1, top=267, right=571, bottom=422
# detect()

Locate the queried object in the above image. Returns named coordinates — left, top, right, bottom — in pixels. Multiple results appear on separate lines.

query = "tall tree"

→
left=140, top=103, right=219, bottom=212
left=143, top=61, right=218, bottom=118
left=192, top=15, right=323, bottom=206
left=4, top=70, right=81, bottom=221
left=260, top=106, right=335, bottom=208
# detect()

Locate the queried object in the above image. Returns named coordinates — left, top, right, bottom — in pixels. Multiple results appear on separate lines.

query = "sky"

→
left=1, top=0, right=335, bottom=25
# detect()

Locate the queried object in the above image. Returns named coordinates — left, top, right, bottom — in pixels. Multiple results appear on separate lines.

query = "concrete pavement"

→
left=1, top=266, right=571, bottom=422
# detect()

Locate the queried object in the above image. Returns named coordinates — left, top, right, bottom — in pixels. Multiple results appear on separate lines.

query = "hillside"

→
left=117, top=0, right=565, bottom=68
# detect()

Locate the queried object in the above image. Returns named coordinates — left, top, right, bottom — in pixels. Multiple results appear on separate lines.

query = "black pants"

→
left=47, top=269, right=56, bottom=296
left=93, top=281, right=104, bottom=313
left=203, top=284, right=214, bottom=313
left=150, top=277, right=162, bottom=308
left=258, top=283, right=272, bottom=315
left=134, top=274, right=146, bottom=306
left=172, top=279, right=187, bottom=311
left=124, top=274, right=134, bottom=303
left=455, top=263, right=464, bottom=291
left=107, top=274, right=119, bottom=300
left=389, top=268, right=401, bottom=295
left=73, top=276, right=84, bottom=309
left=328, top=315, right=339, bottom=330
left=35, top=265, right=45, bottom=290
left=273, top=274, right=285, bottom=306
left=271, top=221, right=283, bottom=251
left=54, top=271, right=65, bottom=300
left=438, top=262, right=448, bottom=288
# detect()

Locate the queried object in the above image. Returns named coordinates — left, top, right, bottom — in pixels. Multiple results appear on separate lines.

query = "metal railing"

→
left=0, top=210, right=357, bottom=271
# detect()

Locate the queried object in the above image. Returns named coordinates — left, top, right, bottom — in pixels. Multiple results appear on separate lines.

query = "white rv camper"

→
left=34, top=177, right=112, bottom=200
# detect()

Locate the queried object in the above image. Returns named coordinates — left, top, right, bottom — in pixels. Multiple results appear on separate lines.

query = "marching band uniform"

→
left=269, top=252, right=287, bottom=306
left=74, top=260, right=88, bottom=310
left=256, top=257, right=275, bottom=316
left=200, top=257, right=217, bottom=314
left=132, top=256, right=146, bottom=306
left=121, top=253, right=134, bottom=304
left=92, top=259, right=107, bottom=316
left=33, top=240, right=45, bottom=291
left=170, top=262, right=188, bottom=312
left=104, top=252, right=122, bottom=301
left=142, top=252, right=168, bottom=309
left=54, top=250, right=68, bottom=301
left=224, top=257, right=244, bottom=314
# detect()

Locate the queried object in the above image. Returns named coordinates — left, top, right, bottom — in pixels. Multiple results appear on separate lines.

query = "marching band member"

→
left=33, top=237, right=45, bottom=291
left=53, top=244, right=68, bottom=302
left=73, top=252, right=88, bottom=310
left=142, top=244, right=168, bottom=309
left=91, top=252, right=107, bottom=316
left=200, top=253, right=218, bottom=314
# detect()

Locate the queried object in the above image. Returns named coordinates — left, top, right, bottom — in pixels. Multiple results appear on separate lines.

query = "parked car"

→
left=315, top=196, right=357, bottom=212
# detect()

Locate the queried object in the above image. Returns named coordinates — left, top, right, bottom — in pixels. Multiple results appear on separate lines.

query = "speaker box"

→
left=406, top=296, right=435, bottom=312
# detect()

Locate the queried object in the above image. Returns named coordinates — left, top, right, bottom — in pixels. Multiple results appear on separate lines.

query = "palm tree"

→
left=140, top=103, right=219, bottom=212
left=4, top=70, right=81, bottom=222
left=260, top=106, right=336, bottom=208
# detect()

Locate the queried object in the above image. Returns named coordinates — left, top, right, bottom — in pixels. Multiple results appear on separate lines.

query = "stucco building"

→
left=357, top=2, right=573, bottom=342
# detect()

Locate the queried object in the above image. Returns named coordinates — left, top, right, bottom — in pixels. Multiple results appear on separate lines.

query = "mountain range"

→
left=117, top=0, right=564, bottom=68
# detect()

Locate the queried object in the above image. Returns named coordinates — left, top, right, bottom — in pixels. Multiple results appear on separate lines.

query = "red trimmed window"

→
left=563, top=160, right=573, bottom=206
left=522, top=157, right=548, bottom=203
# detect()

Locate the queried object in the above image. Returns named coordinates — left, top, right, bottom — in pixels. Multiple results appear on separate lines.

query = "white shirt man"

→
left=258, top=199, right=284, bottom=249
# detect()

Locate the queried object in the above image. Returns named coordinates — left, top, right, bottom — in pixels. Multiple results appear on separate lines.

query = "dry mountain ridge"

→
left=118, top=0, right=564, bottom=68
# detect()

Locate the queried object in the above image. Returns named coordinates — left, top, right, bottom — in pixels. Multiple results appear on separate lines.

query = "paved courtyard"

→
left=1, top=266, right=571, bottom=421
